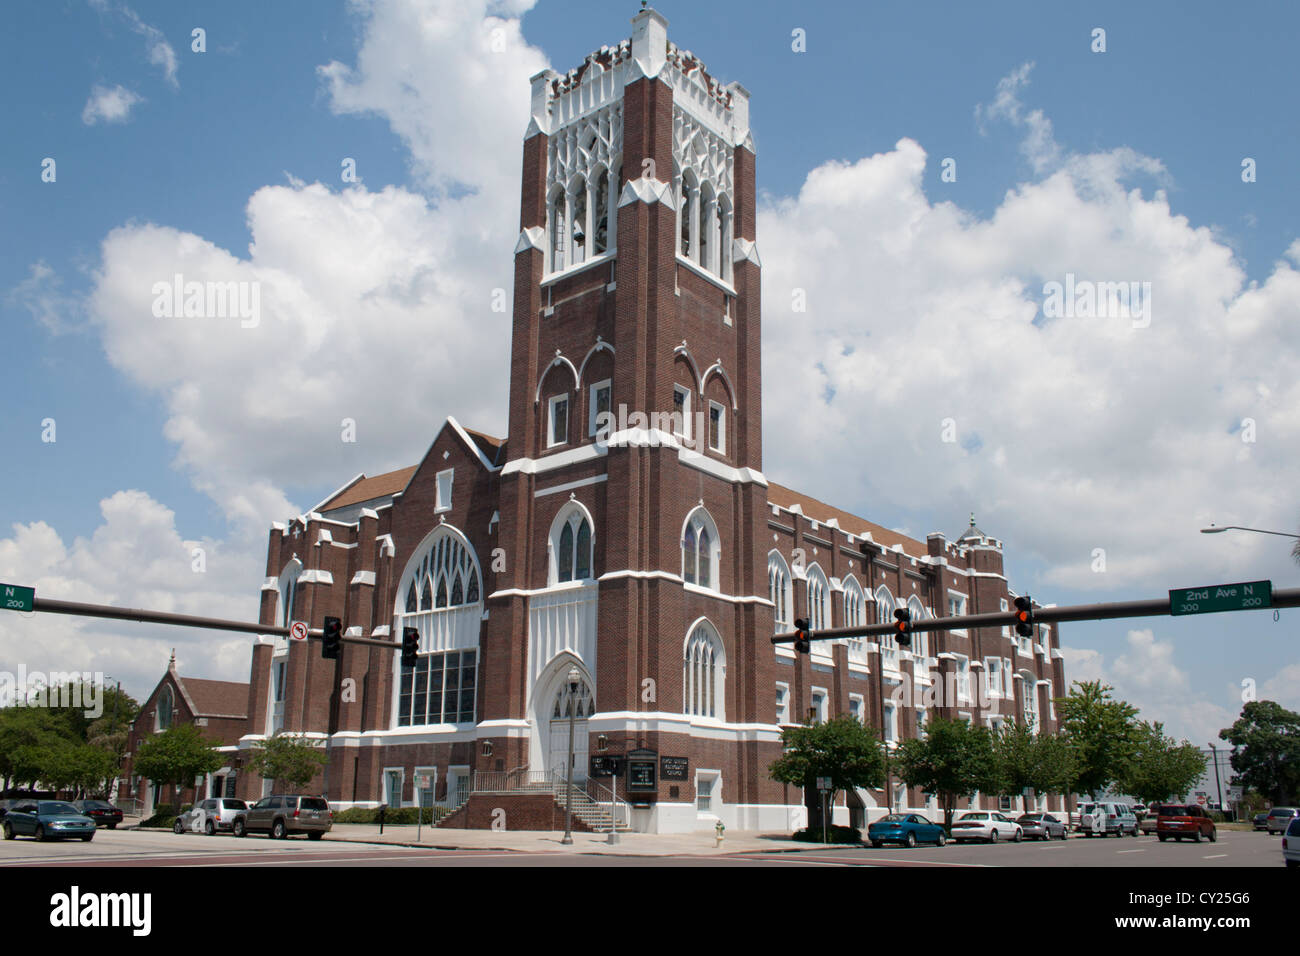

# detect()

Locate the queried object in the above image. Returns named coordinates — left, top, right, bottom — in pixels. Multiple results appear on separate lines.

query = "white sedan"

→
left=950, top=811, right=1023, bottom=843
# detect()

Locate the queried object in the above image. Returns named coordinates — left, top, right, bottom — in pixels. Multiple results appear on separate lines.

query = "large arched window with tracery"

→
left=683, top=620, right=726, bottom=720
left=396, top=527, right=483, bottom=727
left=843, top=575, right=866, bottom=662
left=875, top=585, right=898, bottom=669
left=682, top=507, right=720, bottom=591
left=550, top=506, right=594, bottom=585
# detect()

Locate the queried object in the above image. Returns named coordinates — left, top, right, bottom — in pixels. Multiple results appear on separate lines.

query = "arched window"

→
left=395, top=527, right=484, bottom=727
left=156, top=685, right=174, bottom=732
left=717, top=194, right=733, bottom=281
left=277, top=559, right=302, bottom=629
left=547, top=184, right=567, bottom=273
left=679, top=171, right=697, bottom=258
left=907, top=595, right=929, bottom=660
left=843, top=575, right=866, bottom=661
left=592, top=168, right=610, bottom=255
left=806, top=564, right=829, bottom=632
left=683, top=620, right=725, bottom=719
left=768, top=551, right=792, bottom=634
left=550, top=506, right=595, bottom=585
left=552, top=676, right=595, bottom=719
left=682, top=507, right=720, bottom=591
left=698, top=182, right=714, bottom=270
left=569, top=176, right=587, bottom=265
left=875, top=586, right=898, bottom=668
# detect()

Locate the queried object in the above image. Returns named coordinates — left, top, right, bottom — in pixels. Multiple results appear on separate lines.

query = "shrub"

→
left=333, top=806, right=449, bottom=825
left=792, top=825, right=861, bottom=844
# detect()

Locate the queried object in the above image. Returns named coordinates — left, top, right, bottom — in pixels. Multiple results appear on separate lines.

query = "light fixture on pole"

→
left=560, top=666, right=580, bottom=846
left=1200, top=524, right=1300, bottom=539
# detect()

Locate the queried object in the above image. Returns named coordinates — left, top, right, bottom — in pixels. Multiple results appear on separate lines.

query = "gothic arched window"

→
left=683, top=621, right=726, bottom=719
left=768, top=551, right=792, bottom=633
left=682, top=507, right=720, bottom=591
left=551, top=506, right=595, bottom=585
left=806, top=564, right=829, bottom=632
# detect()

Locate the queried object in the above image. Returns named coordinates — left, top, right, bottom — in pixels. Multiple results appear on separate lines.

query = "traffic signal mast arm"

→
left=771, top=588, right=1300, bottom=646
left=30, top=596, right=399, bottom=648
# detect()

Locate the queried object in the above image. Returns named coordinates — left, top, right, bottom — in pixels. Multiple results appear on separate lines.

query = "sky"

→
left=0, top=0, right=1297, bottom=749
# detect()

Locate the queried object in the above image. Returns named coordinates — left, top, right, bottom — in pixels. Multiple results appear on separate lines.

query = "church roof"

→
left=175, top=677, right=249, bottom=719
left=766, top=481, right=925, bottom=555
left=957, top=514, right=988, bottom=542
left=320, top=466, right=419, bottom=511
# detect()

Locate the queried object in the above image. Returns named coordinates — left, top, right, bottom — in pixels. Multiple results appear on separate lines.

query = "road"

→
left=0, top=826, right=1285, bottom=867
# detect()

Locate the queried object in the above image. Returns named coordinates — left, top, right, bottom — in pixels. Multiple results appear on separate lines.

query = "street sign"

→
left=1, top=584, right=34, bottom=613
left=290, top=620, right=309, bottom=641
left=1169, top=580, right=1272, bottom=616
left=816, top=776, right=831, bottom=791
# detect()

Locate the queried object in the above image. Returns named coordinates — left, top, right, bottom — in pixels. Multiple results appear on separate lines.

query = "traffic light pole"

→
left=29, top=597, right=400, bottom=649
left=771, top=588, right=1300, bottom=646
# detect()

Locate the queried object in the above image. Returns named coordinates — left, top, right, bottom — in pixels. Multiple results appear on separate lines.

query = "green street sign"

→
left=1169, top=580, right=1272, bottom=616
left=0, top=583, right=35, bottom=613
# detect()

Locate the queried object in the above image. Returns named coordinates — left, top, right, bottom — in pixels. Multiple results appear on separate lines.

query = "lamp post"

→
left=1208, top=742, right=1225, bottom=815
left=1200, top=524, right=1300, bottom=539
left=560, top=666, right=580, bottom=846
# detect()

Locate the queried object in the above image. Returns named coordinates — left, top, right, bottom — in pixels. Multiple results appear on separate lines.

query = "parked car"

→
left=1080, top=801, right=1138, bottom=837
left=1155, top=803, right=1217, bottom=843
left=72, top=799, right=124, bottom=829
left=232, top=795, right=332, bottom=840
left=1130, top=803, right=1148, bottom=819
left=1140, top=813, right=1159, bottom=834
left=174, top=797, right=248, bottom=835
left=1283, top=817, right=1300, bottom=868
left=1254, top=812, right=1271, bottom=831
left=867, top=813, right=947, bottom=848
left=2, top=800, right=97, bottom=842
left=1265, top=807, right=1298, bottom=834
left=951, top=811, right=1023, bottom=843
left=1017, top=812, right=1067, bottom=840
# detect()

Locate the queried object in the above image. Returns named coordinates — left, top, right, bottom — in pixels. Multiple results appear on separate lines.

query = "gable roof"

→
left=175, top=677, right=249, bottom=719
left=319, top=466, right=419, bottom=512
left=766, top=481, right=926, bottom=555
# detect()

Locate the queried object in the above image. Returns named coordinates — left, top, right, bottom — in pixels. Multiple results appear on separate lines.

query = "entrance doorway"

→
left=548, top=674, right=594, bottom=784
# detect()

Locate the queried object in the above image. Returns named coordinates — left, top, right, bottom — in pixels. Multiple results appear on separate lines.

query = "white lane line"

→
left=1116, top=849, right=1145, bottom=854
left=1202, top=854, right=1228, bottom=859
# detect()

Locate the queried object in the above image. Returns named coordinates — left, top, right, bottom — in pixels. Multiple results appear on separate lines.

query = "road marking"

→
left=1116, top=849, right=1144, bottom=854
left=1203, top=854, right=1227, bottom=859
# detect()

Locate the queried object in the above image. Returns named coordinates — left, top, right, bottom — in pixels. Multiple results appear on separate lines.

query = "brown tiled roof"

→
left=463, top=428, right=505, bottom=466
left=321, top=466, right=418, bottom=511
left=766, top=481, right=926, bottom=555
left=177, top=677, right=249, bottom=718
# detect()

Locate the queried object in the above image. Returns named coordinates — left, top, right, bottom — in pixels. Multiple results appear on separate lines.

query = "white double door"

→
left=549, top=717, right=589, bottom=784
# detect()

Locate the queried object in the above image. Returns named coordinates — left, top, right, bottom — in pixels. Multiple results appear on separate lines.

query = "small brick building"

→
left=230, top=7, right=1067, bottom=832
left=118, top=654, right=249, bottom=811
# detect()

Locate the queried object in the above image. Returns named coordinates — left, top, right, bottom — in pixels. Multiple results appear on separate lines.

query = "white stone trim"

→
left=515, top=226, right=546, bottom=254
left=732, top=237, right=761, bottom=267
left=676, top=252, right=737, bottom=296
left=535, top=474, right=608, bottom=498
left=299, top=569, right=333, bottom=585
left=617, top=175, right=675, bottom=208
left=351, top=570, right=376, bottom=587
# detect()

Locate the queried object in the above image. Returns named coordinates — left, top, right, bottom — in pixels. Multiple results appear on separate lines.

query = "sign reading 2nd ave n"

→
left=1169, top=580, right=1272, bottom=616
left=1, top=584, right=35, bottom=613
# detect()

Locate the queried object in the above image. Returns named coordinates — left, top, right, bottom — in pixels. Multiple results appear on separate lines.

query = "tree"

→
left=0, top=708, right=63, bottom=791
left=132, top=724, right=223, bottom=808
left=993, top=721, right=1078, bottom=809
left=894, top=717, right=1000, bottom=830
left=247, top=733, right=330, bottom=791
left=1118, top=721, right=1207, bottom=806
left=1219, top=700, right=1300, bottom=805
left=768, top=715, right=887, bottom=834
left=1055, top=680, right=1140, bottom=799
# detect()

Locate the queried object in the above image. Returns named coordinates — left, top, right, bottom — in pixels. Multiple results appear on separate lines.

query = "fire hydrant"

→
left=714, top=820, right=725, bottom=847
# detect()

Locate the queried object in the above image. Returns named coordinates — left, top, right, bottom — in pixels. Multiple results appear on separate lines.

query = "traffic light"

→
left=1013, top=596, right=1034, bottom=637
left=893, top=607, right=912, bottom=648
left=401, top=626, right=419, bottom=668
left=793, top=618, right=812, bottom=654
left=322, top=616, right=342, bottom=660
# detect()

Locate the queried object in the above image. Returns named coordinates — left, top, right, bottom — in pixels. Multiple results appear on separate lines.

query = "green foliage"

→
left=1055, top=680, right=1141, bottom=799
left=1117, top=721, right=1207, bottom=806
left=791, top=825, right=861, bottom=844
left=0, top=708, right=64, bottom=789
left=894, top=717, right=999, bottom=829
left=768, top=715, right=887, bottom=808
left=333, top=806, right=449, bottom=825
left=992, top=722, right=1078, bottom=806
left=132, top=724, right=223, bottom=793
left=1218, top=700, right=1300, bottom=805
left=247, top=733, right=330, bottom=791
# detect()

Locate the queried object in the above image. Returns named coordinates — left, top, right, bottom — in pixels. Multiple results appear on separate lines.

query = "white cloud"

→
left=0, top=491, right=262, bottom=701
left=7, top=262, right=81, bottom=334
left=759, top=74, right=1300, bottom=592
left=90, top=1, right=179, bottom=88
left=81, top=83, right=142, bottom=125
left=1060, top=629, right=1241, bottom=744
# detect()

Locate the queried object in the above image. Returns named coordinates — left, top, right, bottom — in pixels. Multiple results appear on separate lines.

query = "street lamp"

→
left=1200, top=524, right=1300, bottom=539
left=560, top=666, right=580, bottom=846
left=1207, top=742, right=1225, bottom=814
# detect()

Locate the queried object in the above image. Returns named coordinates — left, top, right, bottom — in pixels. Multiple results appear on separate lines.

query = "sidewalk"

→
left=323, top=823, right=843, bottom=856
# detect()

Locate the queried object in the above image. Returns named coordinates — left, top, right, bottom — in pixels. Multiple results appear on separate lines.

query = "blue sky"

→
left=1, top=0, right=1297, bottom=745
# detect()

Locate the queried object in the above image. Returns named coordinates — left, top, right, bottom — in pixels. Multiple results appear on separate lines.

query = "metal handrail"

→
left=582, top=778, right=630, bottom=831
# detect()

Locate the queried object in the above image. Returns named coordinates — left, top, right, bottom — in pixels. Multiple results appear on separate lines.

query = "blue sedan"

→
left=867, top=813, right=947, bottom=848
left=2, top=800, right=97, bottom=842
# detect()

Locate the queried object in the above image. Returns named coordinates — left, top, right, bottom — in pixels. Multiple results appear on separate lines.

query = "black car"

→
left=72, top=799, right=124, bottom=829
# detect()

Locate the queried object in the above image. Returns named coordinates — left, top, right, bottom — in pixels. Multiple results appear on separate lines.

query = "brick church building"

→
left=231, top=7, right=1067, bottom=832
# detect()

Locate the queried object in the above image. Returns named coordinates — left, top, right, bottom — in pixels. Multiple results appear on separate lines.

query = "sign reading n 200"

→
left=1169, top=580, right=1272, bottom=616
left=1, top=584, right=35, bottom=612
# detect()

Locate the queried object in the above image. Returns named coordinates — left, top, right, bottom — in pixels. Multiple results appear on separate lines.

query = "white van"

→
left=1080, top=801, right=1138, bottom=836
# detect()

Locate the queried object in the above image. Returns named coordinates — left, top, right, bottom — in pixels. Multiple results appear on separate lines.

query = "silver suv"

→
left=175, top=798, right=248, bottom=835
left=1080, top=801, right=1139, bottom=836
left=233, top=795, right=332, bottom=840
